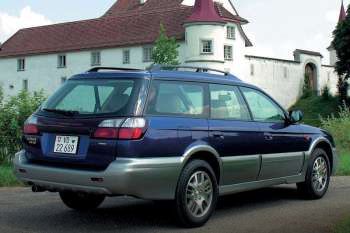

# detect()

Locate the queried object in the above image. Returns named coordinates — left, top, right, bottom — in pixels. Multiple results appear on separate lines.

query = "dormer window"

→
left=227, top=26, right=236, bottom=39
left=201, top=40, right=213, bottom=54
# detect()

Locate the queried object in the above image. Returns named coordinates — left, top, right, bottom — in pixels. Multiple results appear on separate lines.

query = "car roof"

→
left=70, top=68, right=256, bottom=88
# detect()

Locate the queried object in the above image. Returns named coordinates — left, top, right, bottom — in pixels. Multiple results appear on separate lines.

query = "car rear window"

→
left=40, top=79, right=145, bottom=117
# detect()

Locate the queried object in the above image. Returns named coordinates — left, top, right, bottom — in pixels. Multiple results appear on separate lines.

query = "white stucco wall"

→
left=244, top=54, right=339, bottom=109
left=244, top=57, right=303, bottom=108
left=183, top=22, right=247, bottom=79
left=329, top=48, right=338, bottom=66
left=320, top=65, right=339, bottom=95
left=184, top=23, right=226, bottom=68
left=0, top=46, right=162, bottom=97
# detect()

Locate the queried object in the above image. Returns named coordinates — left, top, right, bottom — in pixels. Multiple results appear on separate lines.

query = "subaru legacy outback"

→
left=14, top=66, right=337, bottom=227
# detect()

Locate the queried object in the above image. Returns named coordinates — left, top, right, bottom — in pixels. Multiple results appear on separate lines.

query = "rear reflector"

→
left=91, top=177, right=104, bottom=182
left=94, top=128, right=118, bottom=139
left=23, top=124, right=39, bottom=135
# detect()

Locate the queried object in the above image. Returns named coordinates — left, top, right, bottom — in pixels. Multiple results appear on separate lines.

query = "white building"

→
left=0, top=0, right=344, bottom=108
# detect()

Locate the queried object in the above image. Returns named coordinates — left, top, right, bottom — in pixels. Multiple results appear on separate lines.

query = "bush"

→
left=0, top=88, right=46, bottom=163
left=321, top=104, right=350, bottom=176
left=321, top=104, right=350, bottom=151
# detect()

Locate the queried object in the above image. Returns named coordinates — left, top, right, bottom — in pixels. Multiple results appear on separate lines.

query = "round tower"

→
left=183, top=0, right=227, bottom=70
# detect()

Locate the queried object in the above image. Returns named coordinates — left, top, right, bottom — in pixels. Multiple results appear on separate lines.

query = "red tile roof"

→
left=0, top=0, right=251, bottom=58
left=186, top=0, right=225, bottom=23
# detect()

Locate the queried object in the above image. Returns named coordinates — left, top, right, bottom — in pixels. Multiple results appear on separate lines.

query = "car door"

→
left=144, top=80, right=209, bottom=158
left=240, top=87, right=305, bottom=180
left=208, top=84, right=261, bottom=185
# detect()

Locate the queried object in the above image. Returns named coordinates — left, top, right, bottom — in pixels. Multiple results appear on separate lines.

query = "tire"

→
left=175, top=159, right=219, bottom=228
left=59, top=191, right=105, bottom=211
left=297, top=148, right=331, bottom=199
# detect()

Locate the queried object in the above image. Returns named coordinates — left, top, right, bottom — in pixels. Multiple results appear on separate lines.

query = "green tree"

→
left=0, top=86, right=3, bottom=105
left=332, top=4, right=350, bottom=104
left=152, top=23, right=180, bottom=65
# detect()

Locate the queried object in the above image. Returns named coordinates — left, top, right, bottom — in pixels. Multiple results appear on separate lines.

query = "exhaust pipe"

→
left=32, top=185, right=46, bottom=193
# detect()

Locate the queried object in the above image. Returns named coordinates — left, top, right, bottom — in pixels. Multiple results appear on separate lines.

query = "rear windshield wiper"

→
left=43, top=108, right=79, bottom=117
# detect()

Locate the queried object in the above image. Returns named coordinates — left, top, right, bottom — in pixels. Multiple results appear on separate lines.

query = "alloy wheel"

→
left=312, top=157, right=328, bottom=192
left=185, top=171, right=213, bottom=218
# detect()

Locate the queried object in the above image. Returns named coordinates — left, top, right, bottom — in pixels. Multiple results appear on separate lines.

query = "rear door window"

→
left=146, top=80, right=206, bottom=117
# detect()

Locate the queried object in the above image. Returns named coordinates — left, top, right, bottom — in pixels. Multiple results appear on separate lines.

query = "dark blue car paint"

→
left=23, top=69, right=335, bottom=174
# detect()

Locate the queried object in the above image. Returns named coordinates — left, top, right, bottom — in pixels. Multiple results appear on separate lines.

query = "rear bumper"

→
left=14, top=150, right=182, bottom=200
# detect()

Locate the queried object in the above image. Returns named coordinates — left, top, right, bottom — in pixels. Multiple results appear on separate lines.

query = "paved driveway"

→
left=1, top=177, right=349, bottom=233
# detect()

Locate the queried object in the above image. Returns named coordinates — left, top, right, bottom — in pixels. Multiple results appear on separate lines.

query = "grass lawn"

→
left=0, top=164, right=21, bottom=187
left=334, top=217, right=350, bottom=233
left=290, top=94, right=339, bottom=127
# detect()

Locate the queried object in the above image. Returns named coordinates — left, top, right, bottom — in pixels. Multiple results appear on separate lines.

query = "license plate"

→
left=54, top=136, right=79, bottom=155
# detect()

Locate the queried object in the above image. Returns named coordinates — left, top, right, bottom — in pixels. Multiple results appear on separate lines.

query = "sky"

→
left=0, top=0, right=348, bottom=64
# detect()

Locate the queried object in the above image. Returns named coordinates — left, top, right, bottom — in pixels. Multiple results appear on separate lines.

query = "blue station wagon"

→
left=14, top=66, right=338, bottom=227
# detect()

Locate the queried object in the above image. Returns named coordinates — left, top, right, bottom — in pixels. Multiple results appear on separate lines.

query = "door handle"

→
left=212, top=132, right=224, bottom=139
left=264, top=133, right=273, bottom=141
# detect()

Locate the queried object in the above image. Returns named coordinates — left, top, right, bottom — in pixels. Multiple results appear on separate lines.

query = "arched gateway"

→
left=305, top=63, right=317, bottom=91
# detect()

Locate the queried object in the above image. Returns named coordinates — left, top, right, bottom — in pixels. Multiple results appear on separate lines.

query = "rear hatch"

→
left=23, top=77, right=149, bottom=170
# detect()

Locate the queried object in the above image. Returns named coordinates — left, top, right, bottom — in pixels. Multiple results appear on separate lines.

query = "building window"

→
left=284, top=67, right=288, bottom=78
left=123, top=50, right=130, bottom=64
left=143, top=47, right=153, bottom=62
left=91, top=51, right=101, bottom=66
left=227, top=26, right=235, bottom=39
left=201, top=40, right=213, bottom=54
left=61, top=77, right=67, bottom=84
left=17, top=58, right=25, bottom=71
left=250, top=64, right=255, bottom=76
left=22, top=79, right=28, bottom=91
left=58, top=55, right=66, bottom=68
left=224, top=45, right=233, bottom=61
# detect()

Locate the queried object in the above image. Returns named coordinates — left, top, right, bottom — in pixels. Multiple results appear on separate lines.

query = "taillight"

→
left=23, top=115, right=39, bottom=135
left=24, top=124, right=39, bottom=134
left=94, top=128, right=118, bottom=139
left=93, top=118, right=147, bottom=140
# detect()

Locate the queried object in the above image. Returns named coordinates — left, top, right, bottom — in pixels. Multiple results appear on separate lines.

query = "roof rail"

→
left=87, top=67, right=143, bottom=73
left=149, top=64, right=230, bottom=76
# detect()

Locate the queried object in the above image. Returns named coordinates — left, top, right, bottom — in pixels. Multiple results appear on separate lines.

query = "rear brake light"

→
left=94, top=128, right=118, bottom=139
left=23, top=115, right=39, bottom=135
left=118, top=128, right=143, bottom=140
left=24, top=124, right=39, bottom=135
left=94, top=118, right=147, bottom=140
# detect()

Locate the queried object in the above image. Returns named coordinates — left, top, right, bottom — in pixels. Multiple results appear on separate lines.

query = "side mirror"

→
left=289, top=110, right=303, bottom=123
